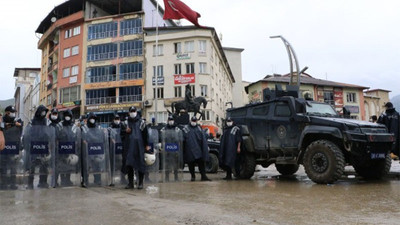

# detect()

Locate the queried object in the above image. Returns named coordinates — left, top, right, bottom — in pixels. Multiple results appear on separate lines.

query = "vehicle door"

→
left=247, top=103, right=271, bottom=151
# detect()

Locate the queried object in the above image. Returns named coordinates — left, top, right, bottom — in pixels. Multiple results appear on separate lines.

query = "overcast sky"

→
left=1, top=0, right=399, bottom=100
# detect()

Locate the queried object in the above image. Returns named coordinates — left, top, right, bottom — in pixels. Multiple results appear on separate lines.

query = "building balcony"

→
left=87, top=52, right=117, bottom=62
left=119, top=72, right=142, bottom=80
left=119, top=95, right=142, bottom=103
left=86, top=74, right=117, bottom=83
left=86, top=96, right=117, bottom=105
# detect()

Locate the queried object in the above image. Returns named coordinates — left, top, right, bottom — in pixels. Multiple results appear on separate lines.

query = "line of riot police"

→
left=0, top=104, right=215, bottom=190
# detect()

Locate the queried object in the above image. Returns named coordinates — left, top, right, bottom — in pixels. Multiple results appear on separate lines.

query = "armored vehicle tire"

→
left=233, top=153, right=256, bottom=179
left=206, top=153, right=219, bottom=173
left=303, top=140, right=345, bottom=184
left=275, top=164, right=299, bottom=176
left=353, top=153, right=391, bottom=179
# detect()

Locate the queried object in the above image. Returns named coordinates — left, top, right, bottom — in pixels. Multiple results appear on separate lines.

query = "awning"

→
left=57, top=106, right=80, bottom=112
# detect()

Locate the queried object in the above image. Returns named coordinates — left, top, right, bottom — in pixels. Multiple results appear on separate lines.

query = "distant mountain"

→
left=0, top=98, right=14, bottom=113
left=391, top=95, right=400, bottom=110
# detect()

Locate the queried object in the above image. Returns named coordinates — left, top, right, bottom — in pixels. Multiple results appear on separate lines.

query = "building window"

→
left=73, top=26, right=81, bottom=36
left=153, top=44, right=163, bottom=56
left=184, top=41, right=194, bottom=53
left=174, top=64, right=181, bottom=75
left=120, top=40, right=143, bottom=57
left=347, top=93, right=357, bottom=103
left=153, top=65, right=164, bottom=77
left=71, top=65, right=79, bottom=76
left=65, top=29, right=72, bottom=39
left=63, top=48, right=70, bottom=58
left=201, top=110, right=211, bottom=121
left=199, top=63, right=207, bottom=74
left=186, top=63, right=195, bottom=74
left=200, top=85, right=208, bottom=97
left=324, top=91, right=334, bottom=106
left=199, top=40, right=206, bottom=54
left=63, top=68, right=70, bottom=78
left=87, top=65, right=117, bottom=83
left=87, top=43, right=118, bottom=61
left=60, top=86, right=80, bottom=104
left=174, top=86, right=182, bottom=97
left=88, top=22, right=118, bottom=40
left=119, top=62, right=143, bottom=80
left=153, top=87, right=164, bottom=99
left=119, top=86, right=142, bottom=103
left=71, top=45, right=79, bottom=56
left=86, top=88, right=116, bottom=105
left=174, top=42, right=181, bottom=54
left=120, top=18, right=142, bottom=36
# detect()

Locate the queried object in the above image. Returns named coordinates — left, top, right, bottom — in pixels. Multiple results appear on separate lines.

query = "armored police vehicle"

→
left=228, top=85, right=394, bottom=184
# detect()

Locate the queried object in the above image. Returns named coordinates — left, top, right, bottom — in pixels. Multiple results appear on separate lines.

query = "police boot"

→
left=27, top=176, right=34, bottom=190
left=223, top=168, right=233, bottom=180
left=199, top=162, right=211, bottom=182
left=138, top=172, right=144, bottom=189
left=125, top=169, right=134, bottom=189
left=38, top=175, right=49, bottom=188
left=188, top=163, right=196, bottom=181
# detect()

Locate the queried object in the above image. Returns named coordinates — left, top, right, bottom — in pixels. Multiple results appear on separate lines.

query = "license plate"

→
left=371, top=153, right=386, bottom=159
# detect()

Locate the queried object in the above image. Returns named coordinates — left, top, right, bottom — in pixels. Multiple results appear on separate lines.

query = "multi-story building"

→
left=22, top=73, right=41, bottom=125
left=36, top=0, right=175, bottom=125
left=143, top=26, right=235, bottom=131
left=223, top=47, right=245, bottom=108
left=364, top=89, right=391, bottom=121
left=245, top=73, right=369, bottom=120
left=13, top=68, right=40, bottom=122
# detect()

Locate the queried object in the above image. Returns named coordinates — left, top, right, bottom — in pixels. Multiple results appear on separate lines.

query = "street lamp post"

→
left=269, top=35, right=303, bottom=87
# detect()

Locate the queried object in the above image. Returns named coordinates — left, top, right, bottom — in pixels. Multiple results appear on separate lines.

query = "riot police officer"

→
left=0, top=106, right=23, bottom=189
left=378, top=102, right=400, bottom=159
left=182, top=116, right=211, bottom=181
left=24, top=105, right=54, bottom=189
left=219, top=117, right=242, bottom=180
left=49, top=108, right=61, bottom=127
left=122, top=106, right=150, bottom=189
left=160, top=115, right=183, bottom=182
left=55, top=109, right=79, bottom=187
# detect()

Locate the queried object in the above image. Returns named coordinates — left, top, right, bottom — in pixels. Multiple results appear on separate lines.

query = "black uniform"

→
left=0, top=114, right=23, bottom=189
left=219, top=124, right=242, bottom=179
left=122, top=113, right=149, bottom=189
left=182, top=122, right=210, bottom=181
left=378, top=107, right=400, bottom=156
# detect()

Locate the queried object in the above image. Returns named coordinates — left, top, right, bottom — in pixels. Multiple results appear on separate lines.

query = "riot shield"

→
left=161, top=127, right=184, bottom=182
left=0, top=126, right=23, bottom=190
left=145, top=127, right=160, bottom=184
left=23, top=125, right=56, bottom=189
left=54, top=125, right=81, bottom=187
left=109, top=128, right=127, bottom=186
left=82, top=126, right=110, bottom=187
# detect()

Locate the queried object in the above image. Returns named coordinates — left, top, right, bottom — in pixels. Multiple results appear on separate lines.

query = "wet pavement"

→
left=1, top=162, right=400, bottom=225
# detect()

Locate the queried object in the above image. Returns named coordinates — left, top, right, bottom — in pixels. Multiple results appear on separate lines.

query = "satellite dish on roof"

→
left=51, top=17, right=57, bottom=23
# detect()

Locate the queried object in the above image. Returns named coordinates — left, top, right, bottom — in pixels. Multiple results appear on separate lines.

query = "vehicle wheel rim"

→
left=311, top=152, right=328, bottom=173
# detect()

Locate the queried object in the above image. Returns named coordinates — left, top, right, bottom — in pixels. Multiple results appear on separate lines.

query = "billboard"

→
left=174, top=74, right=195, bottom=84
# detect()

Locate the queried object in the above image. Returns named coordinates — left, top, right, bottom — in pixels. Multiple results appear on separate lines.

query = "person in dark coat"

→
left=182, top=116, right=211, bottom=181
left=122, top=106, right=150, bottom=189
left=27, top=105, right=50, bottom=189
left=378, top=102, right=400, bottom=159
left=219, top=117, right=242, bottom=180
left=0, top=106, right=23, bottom=189
left=49, top=108, right=61, bottom=127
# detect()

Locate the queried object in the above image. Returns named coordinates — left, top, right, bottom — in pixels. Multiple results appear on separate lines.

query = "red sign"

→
left=174, top=74, right=195, bottom=84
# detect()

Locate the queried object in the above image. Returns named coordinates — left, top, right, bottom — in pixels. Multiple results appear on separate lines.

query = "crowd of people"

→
left=0, top=104, right=243, bottom=190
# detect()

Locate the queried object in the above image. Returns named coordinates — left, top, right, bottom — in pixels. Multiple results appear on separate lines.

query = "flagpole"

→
left=154, top=0, right=159, bottom=124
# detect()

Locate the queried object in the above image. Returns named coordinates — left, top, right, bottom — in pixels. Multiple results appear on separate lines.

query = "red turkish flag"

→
left=163, top=0, right=204, bottom=27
